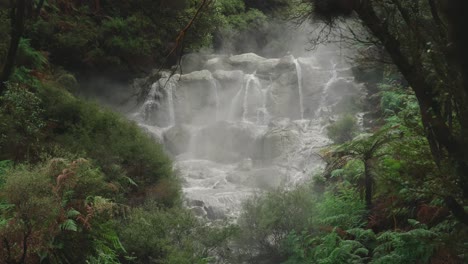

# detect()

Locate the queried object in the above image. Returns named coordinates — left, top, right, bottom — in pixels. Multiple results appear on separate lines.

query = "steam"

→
left=82, top=18, right=368, bottom=221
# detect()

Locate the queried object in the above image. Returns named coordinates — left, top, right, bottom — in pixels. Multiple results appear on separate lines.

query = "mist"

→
left=125, top=18, right=365, bottom=220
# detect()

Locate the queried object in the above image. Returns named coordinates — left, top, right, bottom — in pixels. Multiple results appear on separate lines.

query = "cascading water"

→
left=315, top=62, right=338, bottom=118
left=132, top=52, right=361, bottom=220
left=293, top=59, right=304, bottom=120
left=166, top=82, right=175, bottom=126
left=241, top=74, right=261, bottom=122
left=210, top=79, right=220, bottom=120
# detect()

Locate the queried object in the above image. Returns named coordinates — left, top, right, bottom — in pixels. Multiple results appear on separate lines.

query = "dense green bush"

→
left=229, top=185, right=317, bottom=263
left=0, top=159, right=125, bottom=263
left=21, top=0, right=222, bottom=76
left=0, top=84, right=45, bottom=162
left=37, top=84, right=178, bottom=205
left=119, top=203, right=235, bottom=264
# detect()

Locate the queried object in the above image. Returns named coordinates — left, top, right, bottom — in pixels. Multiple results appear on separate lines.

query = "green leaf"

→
left=60, top=219, right=78, bottom=232
left=66, top=208, right=81, bottom=218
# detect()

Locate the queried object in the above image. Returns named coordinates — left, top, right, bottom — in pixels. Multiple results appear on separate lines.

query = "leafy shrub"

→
left=38, top=84, right=178, bottom=205
left=119, top=203, right=235, bottom=264
left=0, top=84, right=45, bottom=161
left=230, top=185, right=317, bottom=263
left=0, top=158, right=124, bottom=263
left=16, top=38, right=48, bottom=70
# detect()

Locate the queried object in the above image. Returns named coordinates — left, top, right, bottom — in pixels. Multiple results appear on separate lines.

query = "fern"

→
left=66, top=208, right=81, bottom=218
left=372, top=227, right=437, bottom=264
left=311, top=230, right=369, bottom=264
left=60, top=219, right=78, bottom=232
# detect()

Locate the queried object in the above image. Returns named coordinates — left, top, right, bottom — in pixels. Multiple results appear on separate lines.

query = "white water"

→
left=166, top=83, right=175, bottom=126
left=210, top=79, right=220, bottom=120
left=294, top=59, right=304, bottom=120
left=132, top=53, right=361, bottom=220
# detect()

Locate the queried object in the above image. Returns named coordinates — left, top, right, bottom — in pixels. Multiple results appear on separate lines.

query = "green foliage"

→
left=230, top=185, right=317, bottom=263
left=22, top=0, right=224, bottom=74
left=330, top=159, right=364, bottom=183
left=213, top=0, right=269, bottom=52
left=119, top=203, right=234, bottom=264
left=317, top=185, right=366, bottom=229
left=283, top=222, right=445, bottom=264
left=0, top=9, right=9, bottom=63
left=0, top=84, right=45, bottom=161
left=371, top=222, right=437, bottom=264
left=16, top=38, right=48, bottom=70
left=0, top=160, right=12, bottom=177
left=0, top=159, right=125, bottom=263
left=34, top=84, right=178, bottom=204
left=310, top=230, right=369, bottom=264
left=327, top=114, right=358, bottom=144
left=100, top=15, right=153, bottom=58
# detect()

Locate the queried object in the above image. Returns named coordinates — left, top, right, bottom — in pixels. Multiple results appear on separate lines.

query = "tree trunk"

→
left=355, top=0, right=468, bottom=225
left=364, top=158, right=372, bottom=210
left=0, top=0, right=27, bottom=94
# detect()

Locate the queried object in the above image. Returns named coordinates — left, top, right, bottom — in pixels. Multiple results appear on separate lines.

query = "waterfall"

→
left=139, top=82, right=159, bottom=122
left=242, top=74, right=254, bottom=122
left=229, top=82, right=244, bottom=121
left=294, top=59, right=304, bottom=120
left=210, top=79, right=220, bottom=120
left=160, top=75, right=177, bottom=126
left=315, top=62, right=338, bottom=118
left=257, top=87, right=270, bottom=125
left=166, top=82, right=175, bottom=126
left=132, top=53, right=359, bottom=220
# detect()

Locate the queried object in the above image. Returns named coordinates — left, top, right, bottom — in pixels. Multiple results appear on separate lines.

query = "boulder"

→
left=205, top=206, right=226, bottom=220
left=213, top=70, right=244, bottom=82
left=261, top=124, right=301, bottom=163
left=163, top=124, right=192, bottom=155
left=175, top=70, right=218, bottom=124
left=204, top=56, right=231, bottom=71
left=181, top=53, right=206, bottom=73
left=266, top=71, right=300, bottom=119
left=192, top=121, right=261, bottom=163
left=246, top=167, right=287, bottom=189
left=228, top=53, right=266, bottom=72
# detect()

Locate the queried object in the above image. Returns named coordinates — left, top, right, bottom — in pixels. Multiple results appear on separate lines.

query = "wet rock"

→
left=261, top=126, right=301, bottom=163
left=188, top=199, right=205, bottom=207
left=163, top=124, right=191, bottom=155
left=213, top=70, right=244, bottom=82
left=228, top=53, right=266, bottom=72
left=256, top=58, right=280, bottom=76
left=193, top=121, right=260, bottom=162
left=191, top=206, right=206, bottom=217
left=226, top=171, right=250, bottom=184
left=246, top=167, right=287, bottom=189
left=205, top=206, right=226, bottom=220
left=237, top=158, right=253, bottom=171
left=181, top=53, right=206, bottom=73
left=175, top=71, right=217, bottom=124
left=267, top=71, right=300, bottom=119
left=179, top=70, right=213, bottom=82
left=204, top=56, right=231, bottom=71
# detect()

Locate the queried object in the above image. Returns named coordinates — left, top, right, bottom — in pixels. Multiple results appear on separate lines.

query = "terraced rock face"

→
left=131, top=51, right=362, bottom=220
